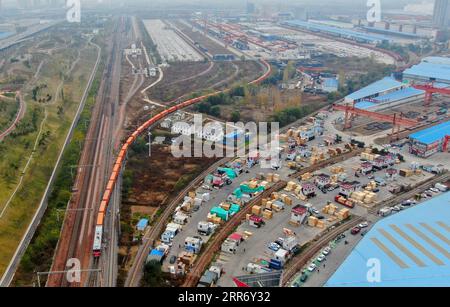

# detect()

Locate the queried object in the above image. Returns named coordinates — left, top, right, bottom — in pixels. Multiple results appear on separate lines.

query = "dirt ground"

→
left=124, top=144, right=216, bottom=207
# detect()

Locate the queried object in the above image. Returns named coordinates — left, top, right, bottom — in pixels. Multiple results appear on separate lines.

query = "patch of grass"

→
left=0, top=38, right=100, bottom=281
left=12, top=55, right=104, bottom=286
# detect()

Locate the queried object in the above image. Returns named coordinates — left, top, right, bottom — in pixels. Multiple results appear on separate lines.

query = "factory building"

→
left=433, top=0, right=450, bottom=29
left=403, top=57, right=450, bottom=85
left=282, top=20, right=391, bottom=44
left=409, top=120, right=450, bottom=157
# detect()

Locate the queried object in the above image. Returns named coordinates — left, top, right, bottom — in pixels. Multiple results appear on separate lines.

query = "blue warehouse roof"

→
left=422, top=57, right=450, bottom=66
left=326, top=192, right=450, bottom=287
left=361, top=26, right=422, bottom=39
left=355, top=87, right=424, bottom=109
left=409, top=121, right=450, bottom=145
left=346, top=77, right=404, bottom=102
left=283, top=20, right=391, bottom=44
left=403, top=62, right=450, bottom=83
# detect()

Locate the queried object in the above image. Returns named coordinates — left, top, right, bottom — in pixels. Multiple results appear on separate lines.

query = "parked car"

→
left=275, top=238, right=285, bottom=246
left=361, top=230, right=369, bottom=236
left=311, top=207, right=320, bottom=215
left=268, top=242, right=281, bottom=252
left=307, top=263, right=317, bottom=272
left=358, top=222, right=369, bottom=228
left=351, top=227, right=361, bottom=235
left=322, top=247, right=331, bottom=256
left=317, top=254, right=326, bottom=262
left=169, top=255, right=177, bottom=264
left=300, top=274, right=308, bottom=282
left=429, top=188, right=440, bottom=193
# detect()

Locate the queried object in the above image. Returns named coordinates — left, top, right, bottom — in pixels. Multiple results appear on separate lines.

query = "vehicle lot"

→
left=153, top=109, right=445, bottom=287
left=143, top=19, right=203, bottom=62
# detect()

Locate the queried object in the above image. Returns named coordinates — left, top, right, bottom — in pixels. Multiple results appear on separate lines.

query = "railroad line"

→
left=368, top=171, right=450, bottom=215
left=182, top=180, right=288, bottom=287
left=281, top=216, right=365, bottom=286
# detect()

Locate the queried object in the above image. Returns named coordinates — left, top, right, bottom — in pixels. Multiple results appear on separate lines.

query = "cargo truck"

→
left=334, top=195, right=355, bottom=208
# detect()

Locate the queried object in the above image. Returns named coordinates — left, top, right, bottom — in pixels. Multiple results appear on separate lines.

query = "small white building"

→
left=274, top=249, right=289, bottom=264
left=173, top=212, right=189, bottom=225
left=291, top=205, right=308, bottom=224
left=172, top=121, right=193, bottom=136
left=221, top=239, right=238, bottom=254
left=184, top=236, right=203, bottom=254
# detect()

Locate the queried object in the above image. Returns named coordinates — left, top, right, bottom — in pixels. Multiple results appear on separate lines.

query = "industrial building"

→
left=344, top=57, right=450, bottom=110
left=409, top=121, right=450, bottom=157
left=282, top=20, right=391, bottom=44
left=433, top=0, right=450, bottom=28
left=403, top=57, right=450, bottom=85
left=326, top=192, right=450, bottom=287
left=345, top=77, right=407, bottom=104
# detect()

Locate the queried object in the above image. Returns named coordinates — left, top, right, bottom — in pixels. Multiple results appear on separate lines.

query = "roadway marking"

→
left=420, top=223, right=450, bottom=246
left=405, top=224, right=450, bottom=260
left=371, top=238, right=409, bottom=269
left=390, top=225, right=444, bottom=266
left=378, top=229, right=426, bottom=267
left=437, top=221, right=450, bottom=233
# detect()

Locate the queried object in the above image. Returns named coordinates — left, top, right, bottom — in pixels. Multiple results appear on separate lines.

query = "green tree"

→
left=142, top=260, right=165, bottom=287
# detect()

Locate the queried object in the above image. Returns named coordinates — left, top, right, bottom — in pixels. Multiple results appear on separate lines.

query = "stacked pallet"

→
left=322, top=203, right=338, bottom=215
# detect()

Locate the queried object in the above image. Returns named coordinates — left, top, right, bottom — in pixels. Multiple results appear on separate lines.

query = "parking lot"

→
left=153, top=110, right=444, bottom=286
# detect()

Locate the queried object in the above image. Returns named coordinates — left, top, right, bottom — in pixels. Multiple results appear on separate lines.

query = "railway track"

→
left=281, top=216, right=365, bottom=286
left=182, top=181, right=288, bottom=287
left=368, top=171, right=450, bottom=215
left=46, top=18, right=125, bottom=287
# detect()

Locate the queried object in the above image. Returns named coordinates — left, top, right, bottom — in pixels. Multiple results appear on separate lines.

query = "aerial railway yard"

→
left=1, top=6, right=450, bottom=289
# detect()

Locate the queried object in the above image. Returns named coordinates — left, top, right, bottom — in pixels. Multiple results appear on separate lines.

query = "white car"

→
left=317, top=254, right=326, bottom=262
left=322, top=247, right=331, bottom=256
left=307, top=263, right=317, bottom=272
left=358, top=222, right=369, bottom=228
left=429, top=188, right=440, bottom=193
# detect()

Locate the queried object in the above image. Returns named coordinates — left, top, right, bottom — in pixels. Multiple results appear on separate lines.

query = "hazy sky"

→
left=0, top=0, right=436, bottom=11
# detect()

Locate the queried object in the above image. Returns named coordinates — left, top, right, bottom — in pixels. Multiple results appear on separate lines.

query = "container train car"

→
left=92, top=60, right=271, bottom=257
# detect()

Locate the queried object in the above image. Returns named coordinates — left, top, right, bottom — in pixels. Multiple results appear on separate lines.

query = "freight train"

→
left=93, top=60, right=272, bottom=257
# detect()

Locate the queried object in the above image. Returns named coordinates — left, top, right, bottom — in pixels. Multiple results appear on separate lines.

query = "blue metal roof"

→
left=355, top=101, right=377, bottom=109
left=283, top=20, right=391, bottom=43
left=323, top=78, right=339, bottom=88
left=326, top=192, right=450, bottom=287
left=150, top=249, right=165, bottom=256
left=409, top=121, right=450, bottom=145
left=422, top=57, right=450, bottom=66
left=403, top=62, right=450, bottom=83
left=0, top=32, right=14, bottom=40
left=346, top=77, right=404, bottom=101
left=137, top=218, right=149, bottom=230
left=361, top=26, right=421, bottom=39
left=356, top=87, right=425, bottom=109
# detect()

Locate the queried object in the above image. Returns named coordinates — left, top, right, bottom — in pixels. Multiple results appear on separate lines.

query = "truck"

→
left=249, top=215, right=265, bottom=228
left=334, top=195, right=355, bottom=208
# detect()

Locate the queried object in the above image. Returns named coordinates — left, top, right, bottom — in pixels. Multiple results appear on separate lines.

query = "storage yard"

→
left=136, top=105, right=448, bottom=287
left=143, top=19, right=204, bottom=62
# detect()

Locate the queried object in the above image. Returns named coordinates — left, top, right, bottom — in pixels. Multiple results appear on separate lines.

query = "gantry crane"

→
left=333, top=104, right=418, bottom=141
left=412, top=83, right=450, bottom=106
